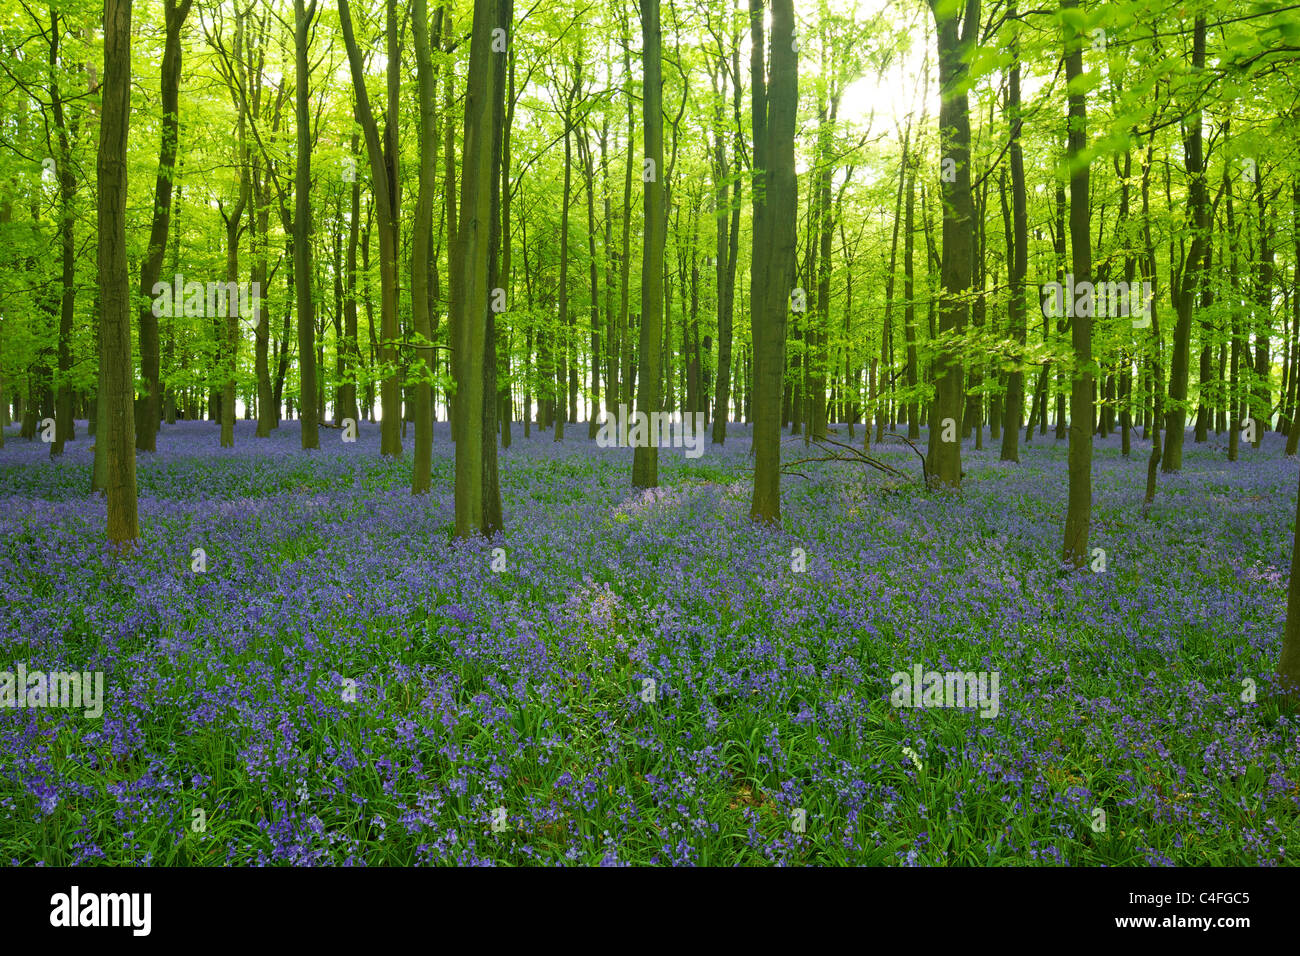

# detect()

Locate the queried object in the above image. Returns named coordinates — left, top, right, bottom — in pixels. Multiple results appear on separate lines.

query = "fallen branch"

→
left=871, top=433, right=930, bottom=487
left=778, top=432, right=920, bottom=484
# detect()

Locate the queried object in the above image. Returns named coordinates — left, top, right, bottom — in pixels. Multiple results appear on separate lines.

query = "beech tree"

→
left=339, top=0, right=402, bottom=457
left=748, top=0, right=796, bottom=522
left=411, top=0, right=442, bottom=495
left=99, top=0, right=138, bottom=547
left=631, top=0, right=664, bottom=490
left=998, top=0, right=1027, bottom=464
left=136, top=0, right=194, bottom=453
left=450, top=0, right=497, bottom=536
left=923, top=0, right=978, bottom=491
left=1061, top=0, right=1093, bottom=568
left=294, top=0, right=319, bottom=450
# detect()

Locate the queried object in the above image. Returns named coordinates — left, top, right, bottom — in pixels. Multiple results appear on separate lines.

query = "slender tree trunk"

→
left=500, top=41, right=516, bottom=450
left=1062, top=0, right=1093, bottom=567
left=807, top=75, right=838, bottom=443
left=711, top=39, right=741, bottom=445
left=1227, top=154, right=1243, bottom=462
left=555, top=68, right=576, bottom=445
left=1162, top=16, right=1207, bottom=472
left=749, top=0, right=796, bottom=521
left=48, top=15, right=82, bottom=459
left=481, top=0, right=509, bottom=533
left=442, top=32, right=458, bottom=433
left=220, top=185, right=247, bottom=448
left=1251, top=174, right=1274, bottom=450
left=632, top=0, right=666, bottom=489
left=881, top=127, right=909, bottom=441
left=220, top=21, right=250, bottom=450
left=411, top=0, right=442, bottom=494
left=1000, top=23, right=1027, bottom=462
left=339, top=0, right=402, bottom=456
left=1195, top=238, right=1214, bottom=446
left=134, top=0, right=192, bottom=452
left=293, top=0, right=319, bottom=449
left=1142, top=131, right=1164, bottom=505
left=92, top=292, right=107, bottom=492
left=904, top=146, right=919, bottom=440
left=338, top=134, right=361, bottom=427
left=51, top=136, right=76, bottom=458
left=924, top=0, right=978, bottom=489
left=580, top=122, right=601, bottom=440
left=100, top=0, right=139, bottom=547
left=253, top=161, right=274, bottom=437
left=619, top=24, right=635, bottom=411
left=450, top=0, right=497, bottom=536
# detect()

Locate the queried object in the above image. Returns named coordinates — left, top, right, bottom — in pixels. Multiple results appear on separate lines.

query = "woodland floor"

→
left=1, top=417, right=1297, bottom=865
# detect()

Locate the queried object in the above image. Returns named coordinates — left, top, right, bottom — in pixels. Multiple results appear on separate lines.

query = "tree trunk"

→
left=1141, top=131, right=1164, bottom=505
left=1000, top=20, right=1027, bottom=463
left=500, top=41, right=516, bottom=450
left=1062, top=0, right=1093, bottom=568
left=292, top=0, right=319, bottom=449
left=710, top=38, right=741, bottom=445
left=411, top=0, right=442, bottom=494
left=339, top=0, right=402, bottom=456
left=748, top=0, right=796, bottom=521
left=337, top=136, right=361, bottom=427
left=898, top=147, right=920, bottom=441
left=253, top=156, right=274, bottom=436
left=135, top=0, right=192, bottom=453
left=632, top=0, right=666, bottom=489
left=924, top=0, right=978, bottom=490
left=481, top=0, right=509, bottom=534
left=580, top=121, right=600, bottom=441
left=99, top=0, right=139, bottom=548
left=619, top=24, right=635, bottom=411
left=220, top=20, right=250, bottom=450
left=450, top=0, right=497, bottom=536
left=1251, top=174, right=1274, bottom=450
left=49, top=13, right=84, bottom=459
left=1162, top=16, right=1207, bottom=472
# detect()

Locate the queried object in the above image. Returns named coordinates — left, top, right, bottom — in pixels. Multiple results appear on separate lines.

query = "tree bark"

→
left=99, top=0, right=139, bottom=547
left=293, top=0, right=319, bottom=449
left=748, top=0, right=796, bottom=521
left=411, top=0, right=442, bottom=494
left=450, top=0, right=497, bottom=536
left=1162, top=16, right=1207, bottom=472
left=710, top=35, right=741, bottom=445
left=135, top=0, right=193, bottom=452
left=632, top=0, right=666, bottom=489
left=1000, top=20, right=1027, bottom=463
left=339, top=0, right=402, bottom=456
left=924, top=0, right=978, bottom=490
left=481, top=0, right=509, bottom=533
left=1062, top=0, right=1093, bottom=568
